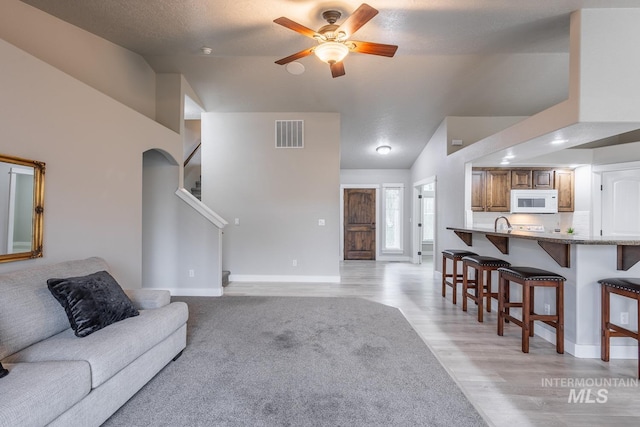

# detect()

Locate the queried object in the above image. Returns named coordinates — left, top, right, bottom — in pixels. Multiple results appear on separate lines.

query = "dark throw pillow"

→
left=47, top=270, right=139, bottom=338
left=0, top=362, right=8, bottom=378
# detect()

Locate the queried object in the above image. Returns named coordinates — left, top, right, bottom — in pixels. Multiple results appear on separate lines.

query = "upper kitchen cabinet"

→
left=486, top=170, right=511, bottom=212
left=471, top=169, right=486, bottom=211
left=472, top=167, right=574, bottom=212
left=472, top=169, right=511, bottom=212
left=554, top=169, right=575, bottom=212
left=533, top=170, right=554, bottom=189
left=511, top=170, right=532, bottom=188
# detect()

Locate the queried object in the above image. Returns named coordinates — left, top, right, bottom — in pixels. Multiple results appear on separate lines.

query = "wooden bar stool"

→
left=598, top=278, right=640, bottom=379
left=461, top=255, right=510, bottom=322
left=441, top=249, right=477, bottom=305
left=497, top=266, right=565, bottom=354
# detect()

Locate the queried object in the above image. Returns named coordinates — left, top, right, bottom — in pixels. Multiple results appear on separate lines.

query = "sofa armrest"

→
left=124, top=289, right=171, bottom=310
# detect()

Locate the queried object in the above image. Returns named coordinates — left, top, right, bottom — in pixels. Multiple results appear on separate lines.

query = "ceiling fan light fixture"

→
left=376, top=145, right=392, bottom=155
left=314, top=42, right=349, bottom=64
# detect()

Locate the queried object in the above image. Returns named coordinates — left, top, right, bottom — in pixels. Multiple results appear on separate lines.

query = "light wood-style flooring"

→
left=223, top=260, right=640, bottom=426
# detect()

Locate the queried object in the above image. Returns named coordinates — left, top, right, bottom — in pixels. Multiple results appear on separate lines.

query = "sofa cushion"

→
left=47, top=271, right=139, bottom=337
left=0, top=361, right=91, bottom=427
left=124, top=288, right=171, bottom=310
left=4, top=302, right=188, bottom=388
left=0, top=257, right=110, bottom=360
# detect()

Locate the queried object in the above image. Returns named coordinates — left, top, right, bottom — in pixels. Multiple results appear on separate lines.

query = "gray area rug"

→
left=104, top=296, right=485, bottom=426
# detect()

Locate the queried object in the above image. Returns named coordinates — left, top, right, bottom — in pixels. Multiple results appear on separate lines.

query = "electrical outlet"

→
left=234, top=218, right=240, bottom=225
left=292, top=259, right=297, bottom=267
left=318, top=219, right=325, bottom=226
left=188, top=269, right=195, bottom=278
left=544, top=304, right=551, bottom=315
left=621, top=312, right=629, bottom=325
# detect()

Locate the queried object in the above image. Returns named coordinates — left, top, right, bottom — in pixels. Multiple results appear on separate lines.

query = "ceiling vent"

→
left=275, top=120, right=304, bottom=148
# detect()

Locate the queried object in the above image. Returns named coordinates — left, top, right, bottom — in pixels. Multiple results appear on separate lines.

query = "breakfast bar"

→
left=447, top=226, right=640, bottom=270
left=446, top=226, right=640, bottom=359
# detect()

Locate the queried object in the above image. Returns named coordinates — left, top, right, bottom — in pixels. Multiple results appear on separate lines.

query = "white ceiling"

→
left=19, top=0, right=640, bottom=169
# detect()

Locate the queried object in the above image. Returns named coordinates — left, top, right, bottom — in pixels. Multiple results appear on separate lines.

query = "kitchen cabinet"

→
left=471, top=170, right=486, bottom=211
left=486, top=170, right=511, bottom=212
left=510, top=169, right=554, bottom=189
left=554, top=169, right=575, bottom=212
left=472, top=169, right=511, bottom=212
left=472, top=167, right=574, bottom=212
left=533, top=170, right=554, bottom=189
left=511, top=170, right=532, bottom=188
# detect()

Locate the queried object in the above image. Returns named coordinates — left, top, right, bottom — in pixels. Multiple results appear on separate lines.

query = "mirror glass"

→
left=0, top=154, right=45, bottom=263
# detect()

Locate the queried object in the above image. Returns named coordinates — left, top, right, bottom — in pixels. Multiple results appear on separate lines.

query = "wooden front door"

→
left=344, top=188, right=376, bottom=260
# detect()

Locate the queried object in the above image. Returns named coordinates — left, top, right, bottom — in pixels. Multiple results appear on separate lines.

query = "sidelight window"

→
left=382, top=184, right=404, bottom=252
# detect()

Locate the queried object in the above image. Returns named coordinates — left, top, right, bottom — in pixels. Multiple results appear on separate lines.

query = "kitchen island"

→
left=447, top=226, right=640, bottom=270
left=446, top=226, right=640, bottom=359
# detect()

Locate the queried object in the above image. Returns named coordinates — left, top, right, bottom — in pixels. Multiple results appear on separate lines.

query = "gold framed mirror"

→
left=0, top=154, right=45, bottom=263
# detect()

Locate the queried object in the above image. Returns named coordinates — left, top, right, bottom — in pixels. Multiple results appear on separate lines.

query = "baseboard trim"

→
left=377, top=255, right=412, bottom=262
left=524, top=323, right=638, bottom=359
left=229, top=274, right=341, bottom=283
left=163, top=287, right=223, bottom=297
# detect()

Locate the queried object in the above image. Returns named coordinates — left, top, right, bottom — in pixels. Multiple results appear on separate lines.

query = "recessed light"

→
left=376, top=145, right=392, bottom=155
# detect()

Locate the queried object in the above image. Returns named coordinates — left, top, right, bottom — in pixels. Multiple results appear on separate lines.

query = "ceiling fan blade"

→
left=330, top=61, right=346, bottom=78
left=274, top=17, right=319, bottom=39
left=349, top=41, right=398, bottom=57
left=336, top=3, right=378, bottom=38
left=275, top=47, right=315, bottom=65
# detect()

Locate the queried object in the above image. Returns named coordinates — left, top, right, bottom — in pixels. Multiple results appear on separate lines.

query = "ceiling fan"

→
left=274, top=3, right=398, bottom=78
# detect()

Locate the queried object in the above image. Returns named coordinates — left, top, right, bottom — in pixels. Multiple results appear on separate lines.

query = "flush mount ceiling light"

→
left=200, top=46, right=212, bottom=55
left=376, top=145, right=392, bottom=155
left=314, top=41, right=349, bottom=64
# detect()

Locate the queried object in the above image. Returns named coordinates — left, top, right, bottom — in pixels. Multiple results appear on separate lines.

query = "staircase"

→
left=190, top=177, right=201, bottom=200
left=222, top=270, right=230, bottom=287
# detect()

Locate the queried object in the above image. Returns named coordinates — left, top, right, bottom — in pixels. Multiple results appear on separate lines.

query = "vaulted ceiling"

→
left=20, top=0, right=640, bottom=168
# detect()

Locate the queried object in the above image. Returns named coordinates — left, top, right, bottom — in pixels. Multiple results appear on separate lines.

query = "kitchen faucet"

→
left=494, top=216, right=512, bottom=231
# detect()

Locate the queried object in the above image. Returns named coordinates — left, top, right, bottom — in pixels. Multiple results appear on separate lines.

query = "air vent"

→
left=275, top=120, right=304, bottom=148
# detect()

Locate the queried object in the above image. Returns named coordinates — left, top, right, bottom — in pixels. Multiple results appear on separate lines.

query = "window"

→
left=422, top=182, right=435, bottom=243
left=383, top=184, right=404, bottom=252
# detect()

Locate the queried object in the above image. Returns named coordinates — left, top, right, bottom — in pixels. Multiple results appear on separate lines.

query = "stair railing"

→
left=184, top=141, right=202, bottom=167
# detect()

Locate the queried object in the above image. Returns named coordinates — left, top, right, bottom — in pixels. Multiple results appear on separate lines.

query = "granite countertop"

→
left=446, top=226, right=640, bottom=245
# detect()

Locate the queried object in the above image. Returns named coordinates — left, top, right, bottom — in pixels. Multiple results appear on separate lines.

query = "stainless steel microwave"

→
left=510, top=189, right=558, bottom=213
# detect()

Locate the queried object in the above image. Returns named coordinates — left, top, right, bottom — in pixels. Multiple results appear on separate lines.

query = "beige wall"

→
left=202, top=112, right=341, bottom=280
left=0, top=39, right=180, bottom=287
left=0, top=0, right=157, bottom=119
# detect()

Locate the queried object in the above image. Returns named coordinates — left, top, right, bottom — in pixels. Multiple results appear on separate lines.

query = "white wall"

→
left=592, top=141, right=640, bottom=165
left=142, top=150, right=222, bottom=296
left=0, top=38, right=180, bottom=288
left=1, top=0, right=157, bottom=119
left=340, top=169, right=412, bottom=261
left=446, top=116, right=527, bottom=155
left=202, top=112, right=341, bottom=282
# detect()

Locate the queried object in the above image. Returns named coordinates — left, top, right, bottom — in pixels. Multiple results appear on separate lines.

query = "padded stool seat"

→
left=599, top=278, right=640, bottom=379
left=498, top=266, right=566, bottom=353
left=461, top=256, right=511, bottom=322
left=441, top=250, right=477, bottom=305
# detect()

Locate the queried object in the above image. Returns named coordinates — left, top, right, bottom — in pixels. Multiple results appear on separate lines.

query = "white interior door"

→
left=601, top=169, right=640, bottom=236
